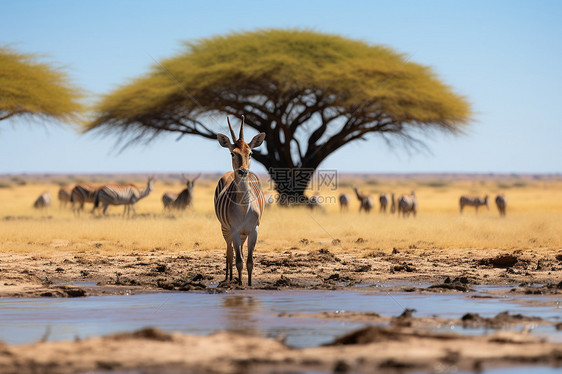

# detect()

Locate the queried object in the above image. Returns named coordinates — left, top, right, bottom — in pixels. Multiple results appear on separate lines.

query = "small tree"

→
left=87, top=29, right=471, bottom=203
left=0, top=46, right=83, bottom=123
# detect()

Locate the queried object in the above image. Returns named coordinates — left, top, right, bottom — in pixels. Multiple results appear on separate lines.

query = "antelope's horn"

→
left=226, top=117, right=237, bottom=142
left=239, top=115, right=245, bottom=140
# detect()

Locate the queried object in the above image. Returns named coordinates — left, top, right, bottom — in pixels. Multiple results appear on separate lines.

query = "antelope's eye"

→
left=249, top=152, right=253, bottom=158
left=230, top=152, right=235, bottom=158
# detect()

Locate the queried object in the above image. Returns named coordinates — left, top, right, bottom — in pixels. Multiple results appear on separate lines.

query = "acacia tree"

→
left=0, top=46, right=83, bottom=123
left=87, top=29, right=471, bottom=202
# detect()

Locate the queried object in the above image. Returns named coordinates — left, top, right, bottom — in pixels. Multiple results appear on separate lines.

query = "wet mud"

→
left=0, top=247, right=560, bottom=297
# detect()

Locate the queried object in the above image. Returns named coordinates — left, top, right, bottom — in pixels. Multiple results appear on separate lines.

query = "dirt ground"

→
left=0, top=246, right=560, bottom=297
left=0, top=324, right=560, bottom=374
left=0, top=247, right=561, bottom=373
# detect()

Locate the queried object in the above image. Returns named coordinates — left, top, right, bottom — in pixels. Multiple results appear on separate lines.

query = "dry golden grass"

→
left=0, top=175, right=560, bottom=256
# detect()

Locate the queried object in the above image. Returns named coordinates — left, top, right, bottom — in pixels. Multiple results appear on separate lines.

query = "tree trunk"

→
left=267, top=167, right=315, bottom=206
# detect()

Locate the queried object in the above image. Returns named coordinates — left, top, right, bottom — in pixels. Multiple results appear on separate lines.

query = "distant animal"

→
left=214, top=116, right=266, bottom=286
left=353, top=187, right=373, bottom=213
left=379, top=193, right=390, bottom=213
left=495, top=194, right=507, bottom=216
left=162, top=173, right=201, bottom=212
left=33, top=191, right=52, bottom=211
left=161, top=192, right=177, bottom=211
left=94, top=177, right=154, bottom=217
left=339, top=193, right=349, bottom=212
left=307, top=193, right=324, bottom=211
left=390, top=193, right=396, bottom=214
left=398, top=191, right=417, bottom=218
left=70, top=183, right=99, bottom=216
left=459, top=195, right=489, bottom=214
left=57, top=186, right=73, bottom=208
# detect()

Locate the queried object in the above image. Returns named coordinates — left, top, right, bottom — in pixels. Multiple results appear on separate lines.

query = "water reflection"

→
left=222, top=295, right=261, bottom=335
left=0, top=289, right=559, bottom=347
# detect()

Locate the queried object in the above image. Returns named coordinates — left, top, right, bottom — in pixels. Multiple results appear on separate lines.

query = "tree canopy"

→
left=87, top=29, right=471, bottom=199
left=0, top=46, right=83, bottom=123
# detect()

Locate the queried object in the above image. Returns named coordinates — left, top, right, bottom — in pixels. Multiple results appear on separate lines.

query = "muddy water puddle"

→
left=0, top=288, right=560, bottom=347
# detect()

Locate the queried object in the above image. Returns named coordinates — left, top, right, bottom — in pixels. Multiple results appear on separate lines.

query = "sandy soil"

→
left=0, top=325, right=560, bottom=374
left=0, top=247, right=560, bottom=297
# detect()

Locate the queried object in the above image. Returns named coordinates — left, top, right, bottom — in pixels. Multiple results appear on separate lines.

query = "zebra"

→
left=339, top=193, right=349, bottom=212
left=390, top=193, right=396, bottom=214
left=33, top=191, right=52, bottom=212
left=379, top=193, right=390, bottom=213
left=398, top=191, right=417, bottom=218
left=459, top=195, right=489, bottom=214
left=353, top=187, right=373, bottom=213
left=495, top=194, right=507, bottom=216
left=70, top=183, right=99, bottom=216
left=162, top=173, right=201, bottom=212
left=94, top=177, right=154, bottom=217
left=57, top=186, right=72, bottom=209
left=214, top=116, right=265, bottom=286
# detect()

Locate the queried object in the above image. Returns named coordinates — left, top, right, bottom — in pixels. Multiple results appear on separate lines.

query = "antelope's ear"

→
left=248, top=132, right=266, bottom=149
left=217, top=133, right=233, bottom=150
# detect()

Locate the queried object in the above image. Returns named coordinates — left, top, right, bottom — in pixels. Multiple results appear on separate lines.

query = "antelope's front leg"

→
left=247, top=227, right=258, bottom=287
left=225, top=241, right=234, bottom=282
left=231, top=230, right=244, bottom=285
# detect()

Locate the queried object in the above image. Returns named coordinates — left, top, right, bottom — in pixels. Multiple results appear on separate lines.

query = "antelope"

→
left=161, top=192, right=177, bottom=211
left=390, top=193, right=396, bottom=214
left=33, top=191, right=52, bottom=212
left=70, top=183, right=99, bottom=216
left=495, top=194, right=507, bottom=216
left=57, top=186, right=73, bottom=209
left=398, top=191, right=417, bottom=218
left=94, top=177, right=154, bottom=217
left=459, top=195, right=489, bottom=214
left=339, top=193, right=349, bottom=212
left=162, top=174, right=201, bottom=212
left=353, top=187, right=373, bottom=213
left=379, top=193, right=390, bottom=213
left=214, top=116, right=265, bottom=286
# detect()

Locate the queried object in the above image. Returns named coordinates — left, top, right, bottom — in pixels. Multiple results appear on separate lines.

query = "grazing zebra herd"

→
left=37, top=173, right=204, bottom=218
left=40, top=182, right=509, bottom=220
left=331, top=191, right=508, bottom=217
left=37, top=177, right=162, bottom=217
left=335, top=190, right=417, bottom=217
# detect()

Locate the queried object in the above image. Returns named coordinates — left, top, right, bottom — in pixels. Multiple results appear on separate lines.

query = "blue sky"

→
left=1, top=0, right=561, bottom=174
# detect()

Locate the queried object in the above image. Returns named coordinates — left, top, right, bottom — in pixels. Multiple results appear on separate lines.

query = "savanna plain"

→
left=0, top=173, right=561, bottom=374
